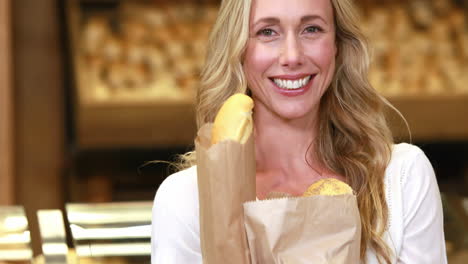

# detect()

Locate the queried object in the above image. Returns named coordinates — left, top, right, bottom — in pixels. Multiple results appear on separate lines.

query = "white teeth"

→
left=280, top=79, right=286, bottom=88
left=293, top=80, right=299, bottom=88
left=273, top=75, right=312, bottom=90
left=300, top=78, right=306, bottom=87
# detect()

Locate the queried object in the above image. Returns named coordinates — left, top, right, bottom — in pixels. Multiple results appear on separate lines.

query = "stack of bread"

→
left=80, top=1, right=467, bottom=100
left=361, top=0, right=468, bottom=96
left=79, top=3, right=218, bottom=102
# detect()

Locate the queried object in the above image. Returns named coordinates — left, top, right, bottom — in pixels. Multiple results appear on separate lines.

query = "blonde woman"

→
left=151, top=0, right=447, bottom=263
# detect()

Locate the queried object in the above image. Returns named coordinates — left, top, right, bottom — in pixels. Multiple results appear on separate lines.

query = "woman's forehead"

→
left=250, top=0, right=334, bottom=23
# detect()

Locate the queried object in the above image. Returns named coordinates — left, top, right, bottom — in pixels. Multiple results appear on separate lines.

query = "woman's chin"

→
left=273, top=107, right=318, bottom=122
left=252, top=94, right=320, bottom=122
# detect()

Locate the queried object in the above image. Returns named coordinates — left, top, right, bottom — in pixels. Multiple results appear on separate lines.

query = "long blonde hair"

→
left=179, top=0, right=394, bottom=263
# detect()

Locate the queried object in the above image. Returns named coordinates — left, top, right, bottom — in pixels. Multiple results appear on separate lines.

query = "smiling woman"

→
left=151, top=0, right=448, bottom=263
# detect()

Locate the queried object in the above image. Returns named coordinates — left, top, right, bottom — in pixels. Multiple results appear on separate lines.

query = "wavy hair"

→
left=178, top=0, right=396, bottom=263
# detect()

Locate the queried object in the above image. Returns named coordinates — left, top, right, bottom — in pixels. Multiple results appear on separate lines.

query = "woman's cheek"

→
left=305, top=39, right=336, bottom=67
left=251, top=44, right=277, bottom=72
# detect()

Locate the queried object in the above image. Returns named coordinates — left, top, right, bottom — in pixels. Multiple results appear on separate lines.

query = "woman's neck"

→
left=253, top=103, right=323, bottom=184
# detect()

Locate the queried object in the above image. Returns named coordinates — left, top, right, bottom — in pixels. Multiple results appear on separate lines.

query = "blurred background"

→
left=0, top=0, right=467, bottom=263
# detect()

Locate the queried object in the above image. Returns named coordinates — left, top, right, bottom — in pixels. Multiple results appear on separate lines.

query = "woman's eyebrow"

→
left=253, top=15, right=327, bottom=28
left=253, top=17, right=280, bottom=27
left=301, top=15, right=327, bottom=25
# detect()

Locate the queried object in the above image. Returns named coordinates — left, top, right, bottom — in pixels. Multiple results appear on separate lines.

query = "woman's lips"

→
left=269, top=75, right=316, bottom=97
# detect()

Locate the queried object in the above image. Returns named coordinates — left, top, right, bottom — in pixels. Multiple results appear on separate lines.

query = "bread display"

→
left=361, top=1, right=468, bottom=95
left=77, top=1, right=466, bottom=102
left=211, top=93, right=254, bottom=145
left=78, top=2, right=218, bottom=102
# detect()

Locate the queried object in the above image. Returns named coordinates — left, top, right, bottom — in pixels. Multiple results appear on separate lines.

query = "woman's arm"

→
left=151, top=167, right=202, bottom=264
left=398, top=150, right=447, bottom=263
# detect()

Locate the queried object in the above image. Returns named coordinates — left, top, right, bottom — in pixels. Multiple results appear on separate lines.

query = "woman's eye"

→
left=257, top=28, right=276, bottom=36
left=304, top=26, right=322, bottom=34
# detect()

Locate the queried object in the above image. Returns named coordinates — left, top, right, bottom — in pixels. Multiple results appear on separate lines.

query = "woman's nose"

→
left=279, top=34, right=304, bottom=69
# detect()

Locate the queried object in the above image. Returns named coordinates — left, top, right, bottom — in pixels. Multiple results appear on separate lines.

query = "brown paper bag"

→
left=195, top=123, right=256, bottom=264
left=243, top=195, right=361, bottom=264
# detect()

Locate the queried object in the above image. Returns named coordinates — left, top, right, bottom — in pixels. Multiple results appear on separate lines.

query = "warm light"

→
left=3, top=216, right=28, bottom=231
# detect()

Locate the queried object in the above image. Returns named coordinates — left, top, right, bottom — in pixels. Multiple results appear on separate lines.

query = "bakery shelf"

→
left=75, top=100, right=196, bottom=148
left=73, top=94, right=468, bottom=148
left=66, top=0, right=207, bottom=149
left=387, top=95, right=468, bottom=142
left=71, top=48, right=197, bottom=148
left=66, top=0, right=468, bottom=148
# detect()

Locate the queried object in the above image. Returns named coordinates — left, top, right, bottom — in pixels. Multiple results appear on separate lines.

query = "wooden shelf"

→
left=74, top=94, right=468, bottom=149
left=67, top=0, right=198, bottom=149
left=76, top=100, right=196, bottom=148
left=387, top=95, right=468, bottom=142
left=66, top=0, right=468, bottom=148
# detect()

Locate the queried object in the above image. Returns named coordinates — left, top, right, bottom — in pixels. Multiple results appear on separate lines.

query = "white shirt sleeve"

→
left=151, top=167, right=202, bottom=264
left=398, top=150, right=447, bottom=263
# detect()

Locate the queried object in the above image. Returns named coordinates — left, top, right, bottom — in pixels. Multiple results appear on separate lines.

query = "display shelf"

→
left=66, top=0, right=201, bottom=148
left=387, top=95, right=468, bottom=142
left=66, top=0, right=468, bottom=148
left=74, top=94, right=468, bottom=148
left=76, top=100, right=196, bottom=148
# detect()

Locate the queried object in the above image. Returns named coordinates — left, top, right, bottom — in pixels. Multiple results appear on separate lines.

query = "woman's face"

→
left=244, top=0, right=336, bottom=121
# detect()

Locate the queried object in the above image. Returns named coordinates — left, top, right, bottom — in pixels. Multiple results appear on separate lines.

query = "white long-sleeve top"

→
left=151, top=143, right=447, bottom=263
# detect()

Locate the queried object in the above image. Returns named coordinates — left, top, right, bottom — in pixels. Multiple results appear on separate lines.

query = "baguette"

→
left=211, top=93, right=254, bottom=145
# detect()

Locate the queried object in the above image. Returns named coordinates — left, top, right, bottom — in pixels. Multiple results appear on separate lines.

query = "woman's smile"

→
left=269, top=74, right=317, bottom=96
